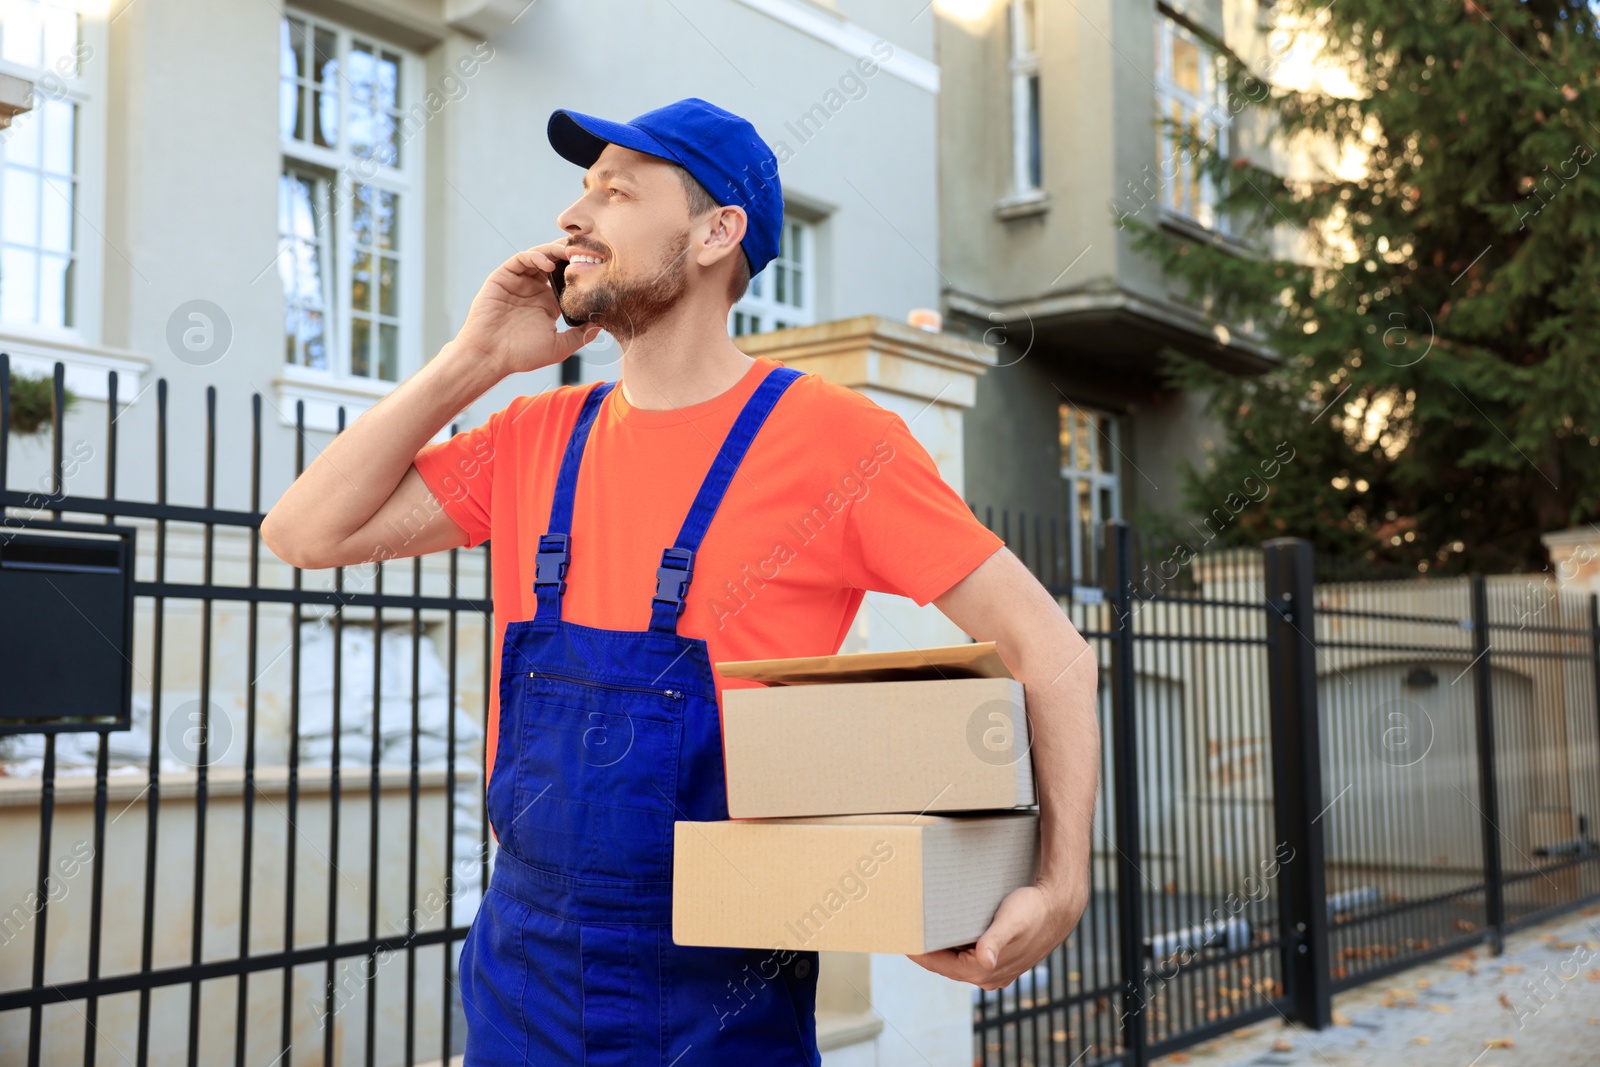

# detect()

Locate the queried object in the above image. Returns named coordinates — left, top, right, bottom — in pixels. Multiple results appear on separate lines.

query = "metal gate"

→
left=1, top=355, right=492, bottom=1066
left=972, top=515, right=1600, bottom=1067
left=1314, top=558, right=1600, bottom=990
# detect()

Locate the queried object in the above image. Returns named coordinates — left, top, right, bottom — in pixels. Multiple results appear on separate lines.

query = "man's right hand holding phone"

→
left=262, top=239, right=596, bottom=570
left=451, top=242, right=600, bottom=379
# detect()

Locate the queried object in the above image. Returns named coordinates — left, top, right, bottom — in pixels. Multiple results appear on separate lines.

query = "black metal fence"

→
left=1313, top=557, right=1600, bottom=990
left=6, top=361, right=1600, bottom=1067
left=970, top=509, right=1600, bottom=1067
left=1, top=355, right=491, bottom=1066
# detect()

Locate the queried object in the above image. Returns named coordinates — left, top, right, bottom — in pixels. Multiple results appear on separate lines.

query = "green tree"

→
left=1129, top=0, right=1600, bottom=573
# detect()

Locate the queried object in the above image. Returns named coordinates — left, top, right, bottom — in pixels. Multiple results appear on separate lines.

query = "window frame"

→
left=1008, top=0, right=1041, bottom=198
left=1155, top=15, right=1228, bottom=230
left=278, top=7, right=424, bottom=388
left=0, top=3, right=107, bottom=345
left=1059, top=401, right=1123, bottom=585
left=729, top=216, right=815, bottom=337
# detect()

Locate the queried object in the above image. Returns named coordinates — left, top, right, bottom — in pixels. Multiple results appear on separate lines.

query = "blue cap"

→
left=547, top=97, right=783, bottom=278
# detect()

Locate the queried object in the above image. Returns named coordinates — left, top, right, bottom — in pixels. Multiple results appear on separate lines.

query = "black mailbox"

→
left=0, top=524, right=136, bottom=735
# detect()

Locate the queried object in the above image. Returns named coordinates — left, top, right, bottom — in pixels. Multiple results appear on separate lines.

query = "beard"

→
left=559, top=229, right=691, bottom=346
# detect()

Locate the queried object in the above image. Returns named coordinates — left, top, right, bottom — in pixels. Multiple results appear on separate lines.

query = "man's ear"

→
left=696, top=205, right=749, bottom=268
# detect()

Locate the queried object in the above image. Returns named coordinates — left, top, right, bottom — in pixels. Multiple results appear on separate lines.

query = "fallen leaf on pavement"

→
left=1272, top=1039, right=1293, bottom=1052
left=1429, top=1004, right=1453, bottom=1014
left=1486, top=1037, right=1515, bottom=1048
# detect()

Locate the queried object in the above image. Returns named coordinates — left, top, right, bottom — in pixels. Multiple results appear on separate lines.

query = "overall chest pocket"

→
left=510, top=671, right=687, bottom=885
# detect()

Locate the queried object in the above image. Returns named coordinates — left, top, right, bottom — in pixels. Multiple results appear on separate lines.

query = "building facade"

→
left=1, top=0, right=948, bottom=489
left=0, top=1, right=974, bottom=1064
left=937, top=0, right=1286, bottom=582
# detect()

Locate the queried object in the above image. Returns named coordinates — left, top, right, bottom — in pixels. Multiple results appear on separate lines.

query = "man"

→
left=261, top=97, right=1098, bottom=1066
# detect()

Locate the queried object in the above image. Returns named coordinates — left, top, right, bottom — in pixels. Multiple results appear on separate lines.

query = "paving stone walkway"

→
left=1157, top=906, right=1600, bottom=1067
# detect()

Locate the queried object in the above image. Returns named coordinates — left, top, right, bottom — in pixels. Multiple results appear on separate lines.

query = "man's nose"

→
left=556, top=196, right=593, bottom=237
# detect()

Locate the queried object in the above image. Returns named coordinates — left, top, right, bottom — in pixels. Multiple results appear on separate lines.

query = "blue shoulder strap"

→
left=532, top=380, right=615, bottom=620
left=649, top=366, right=803, bottom=634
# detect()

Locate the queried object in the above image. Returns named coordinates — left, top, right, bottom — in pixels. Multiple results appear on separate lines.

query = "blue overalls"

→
left=458, top=366, right=822, bottom=1065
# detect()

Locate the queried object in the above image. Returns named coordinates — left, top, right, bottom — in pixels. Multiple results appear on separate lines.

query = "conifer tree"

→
left=1129, top=0, right=1600, bottom=573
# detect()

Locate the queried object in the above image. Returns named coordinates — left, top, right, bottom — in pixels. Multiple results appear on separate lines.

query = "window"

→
left=1156, top=17, right=1227, bottom=228
left=1008, top=0, right=1041, bottom=197
left=0, top=0, right=83, bottom=332
left=1060, top=402, right=1121, bottom=583
left=278, top=11, right=419, bottom=384
left=730, top=218, right=813, bottom=337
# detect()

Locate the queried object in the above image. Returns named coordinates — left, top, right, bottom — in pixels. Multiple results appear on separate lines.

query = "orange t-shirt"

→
left=411, top=355, right=1005, bottom=789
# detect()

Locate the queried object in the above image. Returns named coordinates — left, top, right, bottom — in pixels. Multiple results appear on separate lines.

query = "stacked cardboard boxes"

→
left=672, top=642, right=1041, bottom=955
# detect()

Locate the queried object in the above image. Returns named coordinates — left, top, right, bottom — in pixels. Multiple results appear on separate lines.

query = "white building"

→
left=0, top=1, right=988, bottom=1064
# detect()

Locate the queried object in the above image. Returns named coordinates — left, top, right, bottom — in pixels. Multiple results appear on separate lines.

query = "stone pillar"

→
left=737, top=315, right=996, bottom=1067
left=1542, top=527, right=1600, bottom=594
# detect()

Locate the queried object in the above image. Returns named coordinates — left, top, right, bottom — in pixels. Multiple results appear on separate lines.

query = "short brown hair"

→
left=676, top=166, right=752, bottom=304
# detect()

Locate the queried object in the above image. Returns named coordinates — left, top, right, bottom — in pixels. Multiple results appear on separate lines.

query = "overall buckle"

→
left=533, top=533, right=570, bottom=595
left=652, top=547, right=696, bottom=616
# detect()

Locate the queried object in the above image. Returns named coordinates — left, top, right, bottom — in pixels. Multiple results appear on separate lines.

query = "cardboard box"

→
left=672, top=811, right=1040, bottom=954
left=717, top=642, right=1035, bottom=818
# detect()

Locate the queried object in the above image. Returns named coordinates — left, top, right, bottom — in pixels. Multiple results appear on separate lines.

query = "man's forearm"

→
left=261, top=340, right=503, bottom=562
left=933, top=548, right=1101, bottom=908
left=1011, top=630, right=1100, bottom=899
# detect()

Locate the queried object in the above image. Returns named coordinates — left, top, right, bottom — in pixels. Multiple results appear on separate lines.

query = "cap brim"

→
left=547, top=109, right=683, bottom=169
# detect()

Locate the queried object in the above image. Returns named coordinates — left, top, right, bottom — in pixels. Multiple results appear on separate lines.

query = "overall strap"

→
left=648, top=366, right=804, bottom=634
left=533, top=380, right=616, bottom=621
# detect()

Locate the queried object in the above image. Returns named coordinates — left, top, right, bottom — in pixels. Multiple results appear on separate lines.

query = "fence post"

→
left=1591, top=593, right=1600, bottom=806
left=1103, top=520, right=1147, bottom=1067
left=1262, top=538, right=1331, bottom=1029
left=1470, top=573, right=1506, bottom=954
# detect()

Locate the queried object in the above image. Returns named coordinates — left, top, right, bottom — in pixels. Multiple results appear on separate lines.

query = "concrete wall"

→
left=0, top=768, right=459, bottom=1066
left=958, top=353, right=1065, bottom=525
left=935, top=0, right=1121, bottom=304
left=1123, top=387, right=1221, bottom=530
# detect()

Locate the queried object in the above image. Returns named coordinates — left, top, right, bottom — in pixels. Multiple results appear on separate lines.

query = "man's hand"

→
left=907, top=871, right=1089, bottom=989
left=455, top=242, right=599, bottom=376
left=262, top=242, right=599, bottom=571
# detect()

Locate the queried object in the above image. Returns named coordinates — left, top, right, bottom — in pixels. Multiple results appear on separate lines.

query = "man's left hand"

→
left=904, top=874, right=1089, bottom=990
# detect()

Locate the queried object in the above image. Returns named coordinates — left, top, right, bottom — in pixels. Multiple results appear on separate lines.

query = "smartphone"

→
left=549, top=258, right=583, bottom=328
